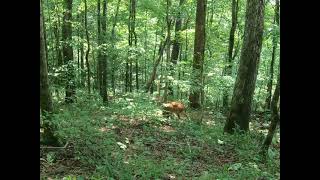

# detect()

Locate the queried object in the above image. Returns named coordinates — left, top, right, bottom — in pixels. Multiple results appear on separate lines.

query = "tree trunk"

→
left=97, top=0, right=102, bottom=95
left=80, top=17, right=85, bottom=88
left=101, top=0, right=108, bottom=104
left=110, top=0, right=121, bottom=95
left=261, top=70, right=280, bottom=157
left=125, top=62, right=129, bottom=92
left=150, top=30, right=158, bottom=94
left=224, top=0, right=265, bottom=133
left=62, top=0, right=76, bottom=103
left=129, top=62, right=133, bottom=92
left=41, top=0, right=58, bottom=145
left=41, top=0, right=49, bottom=67
left=92, top=51, right=98, bottom=90
left=128, top=0, right=138, bottom=91
left=171, top=0, right=184, bottom=64
left=144, top=17, right=148, bottom=84
left=223, top=0, right=239, bottom=110
left=189, top=0, right=207, bottom=109
left=53, top=1, right=63, bottom=67
left=40, top=1, right=53, bottom=114
left=145, top=36, right=169, bottom=93
left=163, top=0, right=171, bottom=102
left=84, top=0, right=91, bottom=94
left=168, top=0, right=185, bottom=97
left=127, top=0, right=132, bottom=93
left=133, top=0, right=138, bottom=91
left=77, top=22, right=80, bottom=71
left=53, top=23, right=63, bottom=67
left=265, top=0, right=279, bottom=110
left=181, top=18, right=189, bottom=98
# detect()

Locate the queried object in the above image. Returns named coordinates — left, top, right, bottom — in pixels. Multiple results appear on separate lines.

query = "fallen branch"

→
left=40, top=141, right=69, bottom=149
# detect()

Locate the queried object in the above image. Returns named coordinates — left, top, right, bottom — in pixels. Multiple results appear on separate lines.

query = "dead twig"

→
left=40, top=141, right=69, bottom=149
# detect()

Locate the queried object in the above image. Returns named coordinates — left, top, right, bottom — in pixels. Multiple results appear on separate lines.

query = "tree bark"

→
left=53, top=1, right=63, bottom=67
left=53, top=21, right=63, bottom=67
left=150, top=30, right=158, bottom=94
left=97, top=0, right=102, bottom=95
left=77, top=14, right=80, bottom=72
left=133, top=0, right=138, bottom=91
left=163, top=0, right=171, bottom=102
left=224, top=0, right=265, bottom=133
left=62, top=0, right=76, bottom=103
left=223, top=0, right=239, bottom=110
left=125, top=62, right=129, bottom=92
left=80, top=14, right=85, bottom=87
left=41, top=0, right=58, bottom=145
left=181, top=18, right=189, bottom=99
left=265, top=0, right=280, bottom=110
left=40, top=1, right=53, bottom=114
left=189, top=0, right=207, bottom=109
left=126, top=0, right=133, bottom=93
left=145, top=36, right=169, bottom=93
left=261, top=69, right=280, bottom=157
left=110, top=0, right=121, bottom=95
left=101, top=0, right=108, bottom=104
left=84, top=0, right=91, bottom=94
left=143, top=16, right=148, bottom=84
left=128, top=0, right=138, bottom=91
left=168, top=0, right=185, bottom=97
left=170, top=0, right=185, bottom=65
left=41, top=0, right=49, bottom=67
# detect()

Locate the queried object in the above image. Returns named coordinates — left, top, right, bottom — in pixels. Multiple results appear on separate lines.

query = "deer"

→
left=162, top=101, right=188, bottom=119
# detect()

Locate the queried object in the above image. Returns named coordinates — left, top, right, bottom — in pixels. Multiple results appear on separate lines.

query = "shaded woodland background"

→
left=40, top=0, right=280, bottom=179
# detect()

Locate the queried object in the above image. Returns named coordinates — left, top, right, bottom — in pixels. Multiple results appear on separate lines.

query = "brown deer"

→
left=162, top=101, right=188, bottom=119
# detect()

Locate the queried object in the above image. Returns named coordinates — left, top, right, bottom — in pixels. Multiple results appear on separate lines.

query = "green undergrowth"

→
left=40, top=90, right=280, bottom=180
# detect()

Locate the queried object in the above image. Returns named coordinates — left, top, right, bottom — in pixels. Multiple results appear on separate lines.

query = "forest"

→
left=40, top=0, right=280, bottom=179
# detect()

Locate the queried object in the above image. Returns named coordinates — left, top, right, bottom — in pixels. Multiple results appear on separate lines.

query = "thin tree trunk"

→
left=127, top=0, right=132, bottom=93
left=261, top=70, right=280, bottom=157
left=80, top=20, right=85, bottom=87
left=40, top=1, right=53, bottom=114
left=153, top=30, right=158, bottom=65
left=132, top=0, right=138, bottom=91
left=223, top=0, right=239, bottom=110
left=53, top=24, right=63, bottom=67
left=265, top=0, right=279, bottom=110
left=129, top=62, right=133, bottom=92
left=144, top=18, right=148, bottom=84
left=84, top=0, right=91, bottom=94
left=170, top=0, right=184, bottom=64
left=52, top=11, right=63, bottom=97
left=62, top=0, right=76, bottom=103
left=128, top=0, right=138, bottom=92
left=163, top=0, right=171, bottom=102
left=92, top=52, right=98, bottom=90
left=159, top=56, right=164, bottom=98
left=101, top=0, right=108, bottom=104
left=41, top=0, right=49, bottom=67
left=149, top=30, right=158, bottom=94
left=168, top=0, right=185, bottom=96
left=53, top=1, right=63, bottom=67
left=77, top=14, right=80, bottom=86
left=145, top=36, right=169, bottom=93
left=111, top=0, right=121, bottom=95
left=97, top=0, right=102, bottom=95
left=181, top=19, right=188, bottom=98
left=125, top=62, right=129, bottom=92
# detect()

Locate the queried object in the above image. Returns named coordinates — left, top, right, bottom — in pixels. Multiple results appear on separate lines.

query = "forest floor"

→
left=40, top=90, right=280, bottom=180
